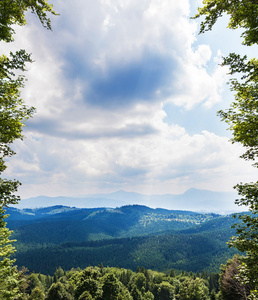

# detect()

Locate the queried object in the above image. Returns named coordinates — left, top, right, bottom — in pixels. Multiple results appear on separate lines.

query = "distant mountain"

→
left=6, top=204, right=240, bottom=274
left=15, top=188, right=240, bottom=214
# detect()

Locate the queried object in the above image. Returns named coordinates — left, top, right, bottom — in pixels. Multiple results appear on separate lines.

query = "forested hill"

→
left=6, top=205, right=220, bottom=242
left=5, top=205, right=240, bottom=275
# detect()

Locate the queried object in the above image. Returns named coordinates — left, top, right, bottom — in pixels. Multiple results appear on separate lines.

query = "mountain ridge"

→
left=15, top=188, right=240, bottom=214
left=6, top=204, right=239, bottom=274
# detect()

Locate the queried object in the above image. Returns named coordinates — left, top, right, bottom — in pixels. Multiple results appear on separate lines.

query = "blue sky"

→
left=4, top=0, right=257, bottom=201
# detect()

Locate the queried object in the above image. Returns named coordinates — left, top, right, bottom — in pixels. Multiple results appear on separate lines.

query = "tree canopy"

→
left=0, top=0, right=56, bottom=298
left=0, top=1, right=56, bottom=207
left=195, top=0, right=258, bottom=298
left=193, top=0, right=258, bottom=46
left=0, top=0, right=56, bottom=42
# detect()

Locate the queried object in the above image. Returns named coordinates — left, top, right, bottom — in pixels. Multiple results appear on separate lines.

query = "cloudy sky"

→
left=4, top=0, right=257, bottom=200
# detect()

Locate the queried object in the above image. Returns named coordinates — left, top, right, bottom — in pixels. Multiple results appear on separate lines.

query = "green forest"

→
left=6, top=205, right=238, bottom=275
left=1, top=204, right=245, bottom=299
left=14, top=249, right=258, bottom=300
left=2, top=204, right=244, bottom=299
left=9, top=260, right=246, bottom=299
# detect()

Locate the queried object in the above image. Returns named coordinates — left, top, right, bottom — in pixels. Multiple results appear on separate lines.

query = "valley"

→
left=6, top=205, right=240, bottom=275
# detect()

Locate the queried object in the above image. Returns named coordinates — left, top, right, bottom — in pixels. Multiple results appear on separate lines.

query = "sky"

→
left=3, top=0, right=257, bottom=200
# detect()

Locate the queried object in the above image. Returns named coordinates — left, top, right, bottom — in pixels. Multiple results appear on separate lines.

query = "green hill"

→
left=7, top=205, right=219, bottom=243
left=5, top=205, right=240, bottom=275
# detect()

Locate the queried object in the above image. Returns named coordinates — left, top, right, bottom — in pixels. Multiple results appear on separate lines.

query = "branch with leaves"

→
left=0, top=0, right=56, bottom=298
left=194, top=0, right=258, bottom=298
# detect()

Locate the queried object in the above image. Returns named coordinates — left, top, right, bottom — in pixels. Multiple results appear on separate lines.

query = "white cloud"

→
left=3, top=0, right=256, bottom=202
left=6, top=111, right=257, bottom=198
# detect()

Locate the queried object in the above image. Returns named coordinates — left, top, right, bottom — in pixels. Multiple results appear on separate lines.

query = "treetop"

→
left=193, top=0, right=258, bottom=46
left=0, top=0, right=57, bottom=43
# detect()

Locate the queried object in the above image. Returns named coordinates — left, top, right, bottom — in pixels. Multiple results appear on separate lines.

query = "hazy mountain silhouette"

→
left=15, top=188, right=240, bottom=214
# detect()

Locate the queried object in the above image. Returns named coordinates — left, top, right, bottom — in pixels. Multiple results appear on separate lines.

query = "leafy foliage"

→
left=218, top=54, right=258, bottom=164
left=0, top=206, right=21, bottom=299
left=195, top=0, right=258, bottom=298
left=193, top=0, right=258, bottom=46
left=0, top=0, right=56, bottom=298
left=178, top=277, right=209, bottom=300
left=220, top=255, right=252, bottom=300
left=19, top=265, right=222, bottom=299
left=0, top=0, right=56, bottom=42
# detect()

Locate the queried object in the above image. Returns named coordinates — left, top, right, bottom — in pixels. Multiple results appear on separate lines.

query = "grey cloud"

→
left=88, top=53, right=177, bottom=106
left=25, top=118, right=158, bottom=140
left=63, top=49, right=178, bottom=108
left=113, top=164, right=148, bottom=178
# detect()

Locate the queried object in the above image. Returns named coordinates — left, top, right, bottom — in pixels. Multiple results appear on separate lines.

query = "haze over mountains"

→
left=16, top=188, right=241, bottom=214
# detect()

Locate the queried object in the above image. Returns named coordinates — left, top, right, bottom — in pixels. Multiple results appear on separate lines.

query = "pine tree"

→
left=0, top=207, right=20, bottom=299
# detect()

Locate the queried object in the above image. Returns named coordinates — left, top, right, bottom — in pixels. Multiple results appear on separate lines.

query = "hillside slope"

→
left=7, top=205, right=220, bottom=243
left=5, top=205, right=241, bottom=274
left=14, top=216, right=238, bottom=274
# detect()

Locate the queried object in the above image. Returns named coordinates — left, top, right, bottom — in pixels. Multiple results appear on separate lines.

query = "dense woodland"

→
left=5, top=205, right=238, bottom=275
left=13, top=263, right=226, bottom=299
left=1, top=205, right=245, bottom=300
left=14, top=255, right=253, bottom=300
left=3, top=205, right=243, bottom=299
left=2, top=205, right=245, bottom=299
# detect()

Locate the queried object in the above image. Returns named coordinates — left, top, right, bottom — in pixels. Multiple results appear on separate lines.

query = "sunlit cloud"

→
left=3, top=0, right=256, bottom=203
